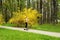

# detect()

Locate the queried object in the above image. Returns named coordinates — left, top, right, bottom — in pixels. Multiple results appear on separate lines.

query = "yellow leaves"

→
left=0, top=14, right=5, bottom=24
left=28, top=7, right=32, bottom=13
left=23, top=8, right=27, bottom=14
left=9, top=8, right=41, bottom=26
left=9, top=18, right=15, bottom=23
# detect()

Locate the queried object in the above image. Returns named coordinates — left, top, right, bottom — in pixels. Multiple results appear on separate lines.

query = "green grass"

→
left=2, top=23, right=17, bottom=27
left=31, top=24, right=60, bottom=33
left=0, top=28, right=60, bottom=40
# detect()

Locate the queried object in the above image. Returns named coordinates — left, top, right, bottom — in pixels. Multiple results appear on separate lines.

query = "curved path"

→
left=0, top=26, right=60, bottom=37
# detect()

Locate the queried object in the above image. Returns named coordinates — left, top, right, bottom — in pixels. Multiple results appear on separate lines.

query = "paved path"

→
left=0, top=26, right=60, bottom=37
left=58, top=20, right=60, bottom=22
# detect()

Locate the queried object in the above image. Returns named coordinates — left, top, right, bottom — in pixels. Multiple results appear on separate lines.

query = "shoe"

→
left=24, top=28, right=28, bottom=30
left=24, top=29, right=26, bottom=30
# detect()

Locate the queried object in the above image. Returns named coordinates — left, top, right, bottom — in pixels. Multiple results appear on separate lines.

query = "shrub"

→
left=8, top=8, right=41, bottom=27
left=0, top=14, right=5, bottom=24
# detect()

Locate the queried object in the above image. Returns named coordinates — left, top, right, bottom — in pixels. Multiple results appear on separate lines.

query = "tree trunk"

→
left=51, top=0, right=58, bottom=24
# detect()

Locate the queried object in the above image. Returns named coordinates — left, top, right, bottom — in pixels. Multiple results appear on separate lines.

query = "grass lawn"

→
left=0, top=28, right=60, bottom=40
left=31, top=24, right=60, bottom=33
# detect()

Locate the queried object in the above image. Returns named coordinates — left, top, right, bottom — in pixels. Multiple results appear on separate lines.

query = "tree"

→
left=27, top=0, right=30, bottom=8
left=0, top=0, right=2, bottom=10
left=2, top=0, right=13, bottom=22
left=40, top=0, right=43, bottom=24
left=31, top=0, right=35, bottom=9
left=51, top=0, right=58, bottom=24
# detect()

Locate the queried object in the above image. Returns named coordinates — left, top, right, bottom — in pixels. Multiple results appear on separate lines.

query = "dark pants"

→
left=25, top=22, right=28, bottom=28
left=24, top=22, right=28, bottom=30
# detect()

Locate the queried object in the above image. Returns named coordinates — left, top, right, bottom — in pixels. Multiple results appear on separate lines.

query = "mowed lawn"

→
left=31, top=24, right=60, bottom=33
left=0, top=28, right=60, bottom=40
